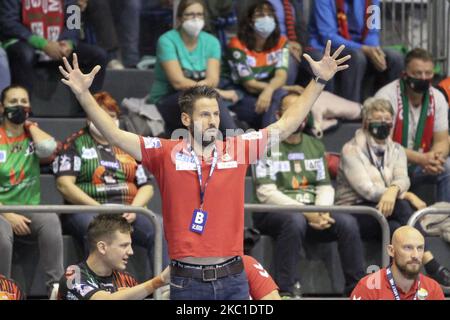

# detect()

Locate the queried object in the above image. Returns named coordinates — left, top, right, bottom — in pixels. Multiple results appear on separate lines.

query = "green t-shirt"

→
left=0, top=127, right=40, bottom=205
left=254, top=134, right=330, bottom=204
left=149, top=29, right=222, bottom=104
left=53, top=128, right=151, bottom=205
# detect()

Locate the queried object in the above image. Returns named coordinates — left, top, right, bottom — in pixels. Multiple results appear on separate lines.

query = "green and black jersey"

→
left=0, top=126, right=40, bottom=205
left=53, top=128, right=151, bottom=204
left=254, top=134, right=330, bottom=204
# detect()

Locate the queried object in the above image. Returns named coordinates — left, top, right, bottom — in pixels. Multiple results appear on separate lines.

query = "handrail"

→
left=408, top=206, right=450, bottom=228
left=0, top=205, right=163, bottom=300
left=244, top=204, right=390, bottom=267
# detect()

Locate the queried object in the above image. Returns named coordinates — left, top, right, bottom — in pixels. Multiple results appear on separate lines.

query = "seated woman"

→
left=226, top=1, right=292, bottom=129
left=148, top=0, right=238, bottom=136
left=54, top=91, right=169, bottom=270
left=0, top=85, right=63, bottom=298
left=336, top=97, right=450, bottom=287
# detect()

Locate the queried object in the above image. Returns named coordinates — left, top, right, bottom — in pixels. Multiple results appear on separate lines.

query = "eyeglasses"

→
left=183, top=12, right=204, bottom=19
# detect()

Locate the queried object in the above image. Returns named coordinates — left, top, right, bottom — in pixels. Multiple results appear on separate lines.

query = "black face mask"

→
left=4, top=106, right=28, bottom=125
left=368, top=121, right=392, bottom=140
left=404, top=75, right=431, bottom=94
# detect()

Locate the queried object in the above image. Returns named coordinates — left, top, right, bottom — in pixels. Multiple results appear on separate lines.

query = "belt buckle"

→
left=202, top=266, right=217, bottom=282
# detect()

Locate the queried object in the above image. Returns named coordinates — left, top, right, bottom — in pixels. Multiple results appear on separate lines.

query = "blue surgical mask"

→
left=254, top=16, right=276, bottom=39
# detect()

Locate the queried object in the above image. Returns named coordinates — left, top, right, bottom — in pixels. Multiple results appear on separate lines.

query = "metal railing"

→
left=244, top=204, right=390, bottom=267
left=381, top=0, right=450, bottom=75
left=408, top=206, right=450, bottom=227
left=0, top=205, right=164, bottom=300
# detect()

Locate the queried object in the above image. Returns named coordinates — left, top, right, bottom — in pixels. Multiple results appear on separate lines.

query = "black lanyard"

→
left=189, top=146, right=218, bottom=210
left=386, top=267, right=420, bottom=300
left=366, top=142, right=388, bottom=187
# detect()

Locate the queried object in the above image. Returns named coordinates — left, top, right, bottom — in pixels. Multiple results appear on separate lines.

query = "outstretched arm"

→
left=59, top=54, right=143, bottom=161
left=267, top=40, right=350, bottom=141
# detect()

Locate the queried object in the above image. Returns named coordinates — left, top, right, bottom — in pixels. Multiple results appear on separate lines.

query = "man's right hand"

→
left=362, top=46, right=387, bottom=72
left=43, top=41, right=63, bottom=60
left=420, top=151, right=445, bottom=175
left=59, top=54, right=101, bottom=97
left=304, top=212, right=335, bottom=230
left=2, top=213, right=32, bottom=236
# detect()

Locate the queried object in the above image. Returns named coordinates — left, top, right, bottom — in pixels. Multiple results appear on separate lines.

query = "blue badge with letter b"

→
left=190, top=209, right=208, bottom=234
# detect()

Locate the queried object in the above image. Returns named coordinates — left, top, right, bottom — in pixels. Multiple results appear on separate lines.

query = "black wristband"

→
left=314, top=76, right=328, bottom=85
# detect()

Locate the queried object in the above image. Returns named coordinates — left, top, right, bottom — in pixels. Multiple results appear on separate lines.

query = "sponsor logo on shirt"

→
left=241, top=131, right=263, bottom=141
left=74, top=157, right=81, bottom=171
left=246, top=56, right=256, bottom=67
left=25, top=142, right=35, bottom=156
left=59, top=155, right=72, bottom=171
left=217, top=161, right=238, bottom=169
left=73, top=284, right=95, bottom=297
left=81, top=147, right=98, bottom=159
left=417, top=288, right=428, bottom=300
left=100, top=160, right=120, bottom=170
left=143, top=137, right=161, bottom=149
left=135, top=165, right=148, bottom=185
left=253, top=263, right=269, bottom=278
left=288, top=153, right=304, bottom=161
left=0, top=150, right=6, bottom=163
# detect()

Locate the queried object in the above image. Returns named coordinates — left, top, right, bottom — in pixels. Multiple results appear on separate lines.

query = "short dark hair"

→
left=178, top=85, right=220, bottom=115
left=87, top=214, right=132, bottom=252
left=237, top=1, right=281, bottom=51
left=1, top=85, right=28, bottom=105
left=405, top=48, right=434, bottom=67
left=176, top=0, right=206, bottom=20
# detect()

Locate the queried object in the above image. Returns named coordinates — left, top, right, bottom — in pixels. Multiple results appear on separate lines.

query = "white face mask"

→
left=182, top=18, right=205, bottom=38
left=89, top=120, right=119, bottom=139
left=253, top=16, right=276, bottom=39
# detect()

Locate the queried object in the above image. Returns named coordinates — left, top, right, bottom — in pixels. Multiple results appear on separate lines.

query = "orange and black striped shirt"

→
left=0, top=274, right=25, bottom=300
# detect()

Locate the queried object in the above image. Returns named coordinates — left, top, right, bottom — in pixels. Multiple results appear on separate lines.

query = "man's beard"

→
left=189, top=124, right=217, bottom=147
left=394, top=258, right=422, bottom=280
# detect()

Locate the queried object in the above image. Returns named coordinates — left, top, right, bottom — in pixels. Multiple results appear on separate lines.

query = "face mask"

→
left=404, top=75, right=431, bottom=94
left=368, top=121, right=392, bottom=140
left=4, top=106, right=28, bottom=125
left=182, top=18, right=204, bottom=38
left=89, top=120, right=119, bottom=139
left=254, top=16, right=276, bottom=39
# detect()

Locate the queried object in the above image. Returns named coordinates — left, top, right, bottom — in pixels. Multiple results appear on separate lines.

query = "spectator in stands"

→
left=78, top=0, right=142, bottom=69
left=0, top=274, right=25, bottom=300
left=309, top=0, right=404, bottom=102
left=0, top=47, right=11, bottom=93
left=0, top=85, right=63, bottom=297
left=335, top=97, right=450, bottom=287
left=226, top=1, right=292, bottom=129
left=351, top=226, right=445, bottom=300
left=53, top=91, right=168, bottom=269
left=253, top=94, right=365, bottom=297
left=266, top=0, right=334, bottom=91
left=0, top=0, right=107, bottom=92
left=58, top=214, right=170, bottom=300
left=58, top=38, right=350, bottom=299
left=375, top=49, right=450, bottom=203
left=148, top=0, right=238, bottom=136
left=244, top=255, right=281, bottom=300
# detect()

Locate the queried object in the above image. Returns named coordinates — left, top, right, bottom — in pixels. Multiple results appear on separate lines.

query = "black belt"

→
left=171, top=257, right=244, bottom=282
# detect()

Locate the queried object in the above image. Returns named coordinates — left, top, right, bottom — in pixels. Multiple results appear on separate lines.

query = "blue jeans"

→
left=231, top=88, right=288, bottom=129
left=0, top=47, right=11, bottom=92
left=170, top=270, right=249, bottom=300
left=410, top=157, right=450, bottom=203
left=62, top=211, right=169, bottom=270
left=253, top=211, right=365, bottom=295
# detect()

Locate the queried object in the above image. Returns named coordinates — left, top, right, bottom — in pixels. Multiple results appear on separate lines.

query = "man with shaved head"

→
left=350, top=226, right=445, bottom=300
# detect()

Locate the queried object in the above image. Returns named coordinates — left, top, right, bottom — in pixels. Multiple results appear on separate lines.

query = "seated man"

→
left=0, top=274, right=25, bottom=300
left=375, top=48, right=450, bottom=204
left=53, top=91, right=168, bottom=269
left=58, top=214, right=169, bottom=300
left=253, top=94, right=365, bottom=297
left=308, top=0, right=403, bottom=102
left=0, top=0, right=107, bottom=92
left=0, top=85, right=63, bottom=297
left=351, top=226, right=445, bottom=300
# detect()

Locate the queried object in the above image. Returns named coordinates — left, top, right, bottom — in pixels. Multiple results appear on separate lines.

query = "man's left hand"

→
left=122, top=212, right=136, bottom=224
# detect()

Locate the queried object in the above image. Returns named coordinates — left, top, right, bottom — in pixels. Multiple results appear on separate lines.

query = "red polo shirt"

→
left=350, top=268, right=445, bottom=300
left=243, top=255, right=278, bottom=300
left=140, top=130, right=269, bottom=259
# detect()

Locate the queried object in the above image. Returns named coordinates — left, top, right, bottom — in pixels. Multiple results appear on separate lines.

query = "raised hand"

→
left=59, top=53, right=101, bottom=97
left=303, top=40, right=351, bottom=81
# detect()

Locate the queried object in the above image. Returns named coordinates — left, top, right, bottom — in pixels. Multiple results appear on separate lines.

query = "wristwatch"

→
left=314, top=76, right=328, bottom=85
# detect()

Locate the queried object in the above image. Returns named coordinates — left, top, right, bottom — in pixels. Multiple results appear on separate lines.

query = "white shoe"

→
left=49, top=283, right=59, bottom=300
left=107, top=59, right=125, bottom=70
